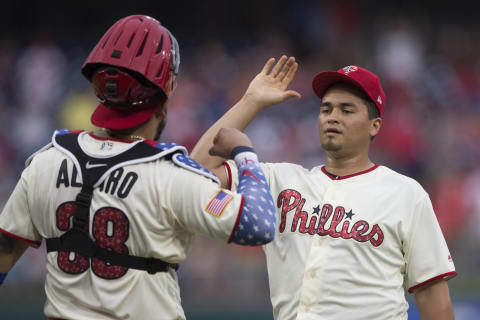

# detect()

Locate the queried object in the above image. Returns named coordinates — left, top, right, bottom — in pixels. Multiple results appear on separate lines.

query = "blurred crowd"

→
left=1, top=0, right=479, bottom=312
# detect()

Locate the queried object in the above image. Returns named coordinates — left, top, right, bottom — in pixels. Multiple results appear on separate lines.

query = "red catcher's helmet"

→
left=81, top=15, right=180, bottom=130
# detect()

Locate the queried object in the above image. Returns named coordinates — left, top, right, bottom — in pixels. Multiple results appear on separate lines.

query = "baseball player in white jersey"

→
left=0, top=15, right=277, bottom=320
left=192, top=56, right=457, bottom=320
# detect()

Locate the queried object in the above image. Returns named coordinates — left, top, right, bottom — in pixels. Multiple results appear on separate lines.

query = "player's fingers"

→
left=282, top=62, right=298, bottom=85
left=278, top=57, right=296, bottom=82
left=283, top=90, right=302, bottom=100
left=270, top=55, right=287, bottom=77
left=261, top=58, right=276, bottom=75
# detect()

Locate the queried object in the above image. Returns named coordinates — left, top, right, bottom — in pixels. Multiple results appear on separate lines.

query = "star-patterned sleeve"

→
left=228, top=151, right=275, bottom=246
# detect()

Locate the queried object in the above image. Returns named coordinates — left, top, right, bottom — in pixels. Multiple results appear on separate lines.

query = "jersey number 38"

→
left=55, top=202, right=130, bottom=279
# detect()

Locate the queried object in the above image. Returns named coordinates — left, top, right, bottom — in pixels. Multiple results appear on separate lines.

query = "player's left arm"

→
left=0, top=165, right=41, bottom=286
left=0, top=232, right=30, bottom=285
left=413, top=279, right=454, bottom=320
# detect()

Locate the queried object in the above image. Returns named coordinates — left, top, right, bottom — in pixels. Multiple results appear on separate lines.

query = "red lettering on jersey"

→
left=367, top=224, right=384, bottom=247
left=340, top=220, right=352, bottom=239
left=316, top=204, right=333, bottom=235
left=276, top=190, right=385, bottom=247
left=277, top=189, right=301, bottom=232
left=350, top=220, right=370, bottom=241
left=327, top=206, right=345, bottom=238
left=292, top=199, right=309, bottom=233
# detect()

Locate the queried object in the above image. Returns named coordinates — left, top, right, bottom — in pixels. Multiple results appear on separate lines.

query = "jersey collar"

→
left=321, top=164, right=380, bottom=180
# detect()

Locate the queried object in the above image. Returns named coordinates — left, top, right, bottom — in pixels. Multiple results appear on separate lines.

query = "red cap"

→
left=312, top=66, right=386, bottom=116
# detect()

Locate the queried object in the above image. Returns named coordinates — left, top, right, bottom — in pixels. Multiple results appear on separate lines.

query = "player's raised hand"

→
left=209, top=128, right=254, bottom=159
left=242, top=55, right=302, bottom=108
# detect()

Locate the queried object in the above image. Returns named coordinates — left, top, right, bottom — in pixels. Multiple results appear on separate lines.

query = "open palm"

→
left=243, top=55, right=301, bottom=108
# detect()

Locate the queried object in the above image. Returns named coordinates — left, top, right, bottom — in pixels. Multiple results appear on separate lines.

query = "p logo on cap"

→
left=312, top=65, right=386, bottom=116
left=342, top=65, right=359, bottom=75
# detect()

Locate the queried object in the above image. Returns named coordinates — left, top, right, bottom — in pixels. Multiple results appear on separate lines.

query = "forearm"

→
left=415, top=280, right=454, bottom=320
left=0, top=232, right=29, bottom=273
left=418, top=302, right=454, bottom=320
left=191, top=96, right=263, bottom=169
left=229, top=148, right=275, bottom=245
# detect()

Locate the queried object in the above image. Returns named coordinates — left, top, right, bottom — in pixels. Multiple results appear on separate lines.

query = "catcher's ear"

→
left=154, top=99, right=168, bottom=119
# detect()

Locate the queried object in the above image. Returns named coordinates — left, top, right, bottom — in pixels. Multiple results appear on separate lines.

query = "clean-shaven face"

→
left=318, top=83, right=380, bottom=157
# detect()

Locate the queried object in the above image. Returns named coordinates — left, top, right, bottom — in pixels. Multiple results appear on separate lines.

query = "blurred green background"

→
left=1, top=0, right=479, bottom=319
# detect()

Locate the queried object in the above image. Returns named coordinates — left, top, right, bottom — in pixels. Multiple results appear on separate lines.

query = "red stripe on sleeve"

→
left=408, top=271, right=457, bottom=293
left=0, top=228, right=41, bottom=248
left=223, top=161, right=233, bottom=190
left=227, top=195, right=244, bottom=243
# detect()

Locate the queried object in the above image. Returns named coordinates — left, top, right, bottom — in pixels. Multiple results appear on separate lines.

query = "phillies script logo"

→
left=277, top=189, right=384, bottom=247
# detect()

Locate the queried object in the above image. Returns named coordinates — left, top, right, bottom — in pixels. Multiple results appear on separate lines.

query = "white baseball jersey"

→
left=225, top=161, right=456, bottom=320
left=0, top=131, right=245, bottom=320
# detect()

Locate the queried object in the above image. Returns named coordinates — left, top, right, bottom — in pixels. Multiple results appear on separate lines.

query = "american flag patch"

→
left=205, top=190, right=233, bottom=217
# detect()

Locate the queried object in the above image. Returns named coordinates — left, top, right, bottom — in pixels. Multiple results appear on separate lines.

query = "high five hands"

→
left=242, top=56, right=302, bottom=108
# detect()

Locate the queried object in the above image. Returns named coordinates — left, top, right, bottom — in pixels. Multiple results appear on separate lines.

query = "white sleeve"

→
left=168, top=166, right=243, bottom=242
left=404, top=193, right=456, bottom=293
left=0, top=166, right=42, bottom=247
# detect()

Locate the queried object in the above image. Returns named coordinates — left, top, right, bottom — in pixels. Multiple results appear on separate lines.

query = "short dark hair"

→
left=362, top=98, right=379, bottom=141
left=365, top=99, right=380, bottom=120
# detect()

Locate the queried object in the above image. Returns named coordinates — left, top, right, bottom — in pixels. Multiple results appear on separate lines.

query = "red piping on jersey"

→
left=227, top=195, right=245, bottom=243
left=224, top=161, right=233, bottom=190
left=321, top=164, right=380, bottom=180
left=407, top=271, right=457, bottom=294
left=0, top=228, right=41, bottom=248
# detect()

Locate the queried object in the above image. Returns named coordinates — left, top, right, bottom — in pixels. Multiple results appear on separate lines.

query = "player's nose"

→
left=326, top=109, right=341, bottom=123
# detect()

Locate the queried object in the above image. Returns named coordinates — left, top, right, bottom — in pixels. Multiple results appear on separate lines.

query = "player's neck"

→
left=323, top=151, right=374, bottom=177
left=95, top=116, right=159, bottom=141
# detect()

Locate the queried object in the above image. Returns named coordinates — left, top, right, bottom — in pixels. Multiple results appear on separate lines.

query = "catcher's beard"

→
left=154, top=116, right=166, bottom=141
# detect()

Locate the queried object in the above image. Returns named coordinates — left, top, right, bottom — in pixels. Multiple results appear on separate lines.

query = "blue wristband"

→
left=0, top=272, right=7, bottom=286
left=231, top=146, right=255, bottom=159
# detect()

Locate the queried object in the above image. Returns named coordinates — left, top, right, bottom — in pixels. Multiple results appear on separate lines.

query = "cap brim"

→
left=312, top=71, right=368, bottom=100
left=91, top=103, right=157, bottom=130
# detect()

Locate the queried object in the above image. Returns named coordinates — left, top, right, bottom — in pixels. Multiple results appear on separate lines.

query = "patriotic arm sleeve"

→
left=229, top=149, right=276, bottom=246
